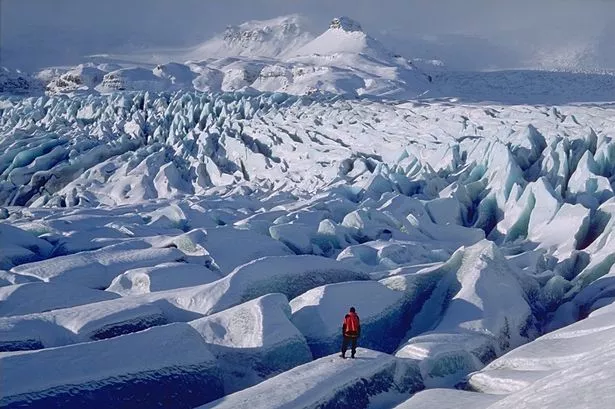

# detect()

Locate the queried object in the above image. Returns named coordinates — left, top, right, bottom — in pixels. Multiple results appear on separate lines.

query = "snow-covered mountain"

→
left=187, top=15, right=313, bottom=60
left=0, top=67, right=44, bottom=95
left=293, top=16, right=394, bottom=62
left=3, top=15, right=614, bottom=103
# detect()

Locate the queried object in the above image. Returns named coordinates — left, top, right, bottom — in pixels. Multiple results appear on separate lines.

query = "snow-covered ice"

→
left=394, top=300, right=615, bottom=409
left=0, top=323, right=224, bottom=409
left=0, top=282, right=119, bottom=316
left=198, top=348, right=423, bottom=409
left=291, top=280, right=410, bottom=356
left=2, top=11, right=615, bottom=409
left=106, top=262, right=221, bottom=296
left=190, top=293, right=312, bottom=393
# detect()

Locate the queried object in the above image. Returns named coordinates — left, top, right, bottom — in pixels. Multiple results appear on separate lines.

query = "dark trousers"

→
left=341, top=336, right=358, bottom=357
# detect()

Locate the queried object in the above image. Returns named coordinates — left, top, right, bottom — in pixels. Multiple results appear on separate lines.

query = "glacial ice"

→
left=106, top=262, right=222, bottom=296
left=290, top=280, right=408, bottom=356
left=395, top=241, right=539, bottom=387
left=0, top=282, right=119, bottom=316
left=0, top=323, right=225, bottom=409
left=2, top=90, right=615, bottom=408
left=433, top=302, right=615, bottom=409
left=190, top=293, right=312, bottom=393
left=197, top=348, right=423, bottom=409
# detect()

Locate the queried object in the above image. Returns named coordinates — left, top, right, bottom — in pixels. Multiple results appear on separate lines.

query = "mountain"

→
left=3, top=15, right=615, bottom=103
left=293, top=17, right=394, bottom=62
left=186, top=15, right=313, bottom=60
left=0, top=16, right=431, bottom=99
left=0, top=67, right=43, bottom=95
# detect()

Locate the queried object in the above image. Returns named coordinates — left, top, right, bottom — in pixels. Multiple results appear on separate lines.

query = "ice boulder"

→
left=290, top=280, right=410, bottom=357
left=190, top=294, right=312, bottom=393
left=341, top=208, right=402, bottom=242
left=0, top=323, right=224, bottom=409
left=395, top=240, right=538, bottom=387
left=424, top=197, right=464, bottom=226
left=0, top=282, right=119, bottom=317
left=0, top=298, right=170, bottom=351
left=561, top=266, right=615, bottom=322
left=185, top=255, right=370, bottom=315
left=198, top=348, right=423, bottom=409
left=106, top=262, right=222, bottom=296
left=9, top=241, right=189, bottom=289
left=0, top=223, right=53, bottom=269
left=313, top=218, right=357, bottom=254
left=530, top=203, right=590, bottom=261
left=269, top=222, right=317, bottom=254
left=378, top=195, right=485, bottom=248
left=201, top=226, right=294, bottom=274
left=572, top=199, right=615, bottom=288
left=337, top=239, right=451, bottom=273
left=567, top=151, right=613, bottom=206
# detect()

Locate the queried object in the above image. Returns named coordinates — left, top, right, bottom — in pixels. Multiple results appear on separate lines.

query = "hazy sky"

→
left=1, top=0, right=614, bottom=71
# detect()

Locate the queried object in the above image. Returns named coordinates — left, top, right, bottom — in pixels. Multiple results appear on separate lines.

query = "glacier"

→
left=2, top=89, right=615, bottom=407
left=2, top=12, right=615, bottom=409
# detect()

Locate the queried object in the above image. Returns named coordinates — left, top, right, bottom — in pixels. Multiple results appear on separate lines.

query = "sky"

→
left=1, top=0, right=614, bottom=72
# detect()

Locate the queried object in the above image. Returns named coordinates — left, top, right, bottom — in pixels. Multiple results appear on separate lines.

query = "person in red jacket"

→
left=340, top=306, right=360, bottom=359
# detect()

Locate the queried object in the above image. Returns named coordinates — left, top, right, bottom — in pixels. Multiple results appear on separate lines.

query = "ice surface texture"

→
left=2, top=91, right=615, bottom=408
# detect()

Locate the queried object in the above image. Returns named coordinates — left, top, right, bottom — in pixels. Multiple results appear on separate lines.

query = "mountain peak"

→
left=329, top=17, right=363, bottom=33
left=189, top=15, right=313, bottom=60
left=222, top=15, right=305, bottom=45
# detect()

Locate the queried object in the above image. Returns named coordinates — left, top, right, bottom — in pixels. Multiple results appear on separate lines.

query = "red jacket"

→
left=342, top=312, right=360, bottom=338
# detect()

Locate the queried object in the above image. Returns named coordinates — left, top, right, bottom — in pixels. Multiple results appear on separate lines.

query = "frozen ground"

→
left=2, top=12, right=615, bottom=409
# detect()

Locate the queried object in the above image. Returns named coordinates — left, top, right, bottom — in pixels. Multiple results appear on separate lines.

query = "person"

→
left=340, top=306, right=360, bottom=359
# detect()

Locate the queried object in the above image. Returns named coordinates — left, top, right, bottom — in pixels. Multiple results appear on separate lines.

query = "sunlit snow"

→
left=2, top=12, right=615, bottom=409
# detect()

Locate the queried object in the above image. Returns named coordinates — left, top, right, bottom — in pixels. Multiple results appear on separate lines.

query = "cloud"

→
left=1, top=0, right=613, bottom=71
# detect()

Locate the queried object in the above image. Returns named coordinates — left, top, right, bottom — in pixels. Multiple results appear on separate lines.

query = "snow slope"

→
left=397, top=300, right=615, bottom=409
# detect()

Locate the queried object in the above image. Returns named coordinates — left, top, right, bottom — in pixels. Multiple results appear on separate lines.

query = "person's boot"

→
left=340, top=353, right=346, bottom=359
left=351, top=353, right=355, bottom=359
